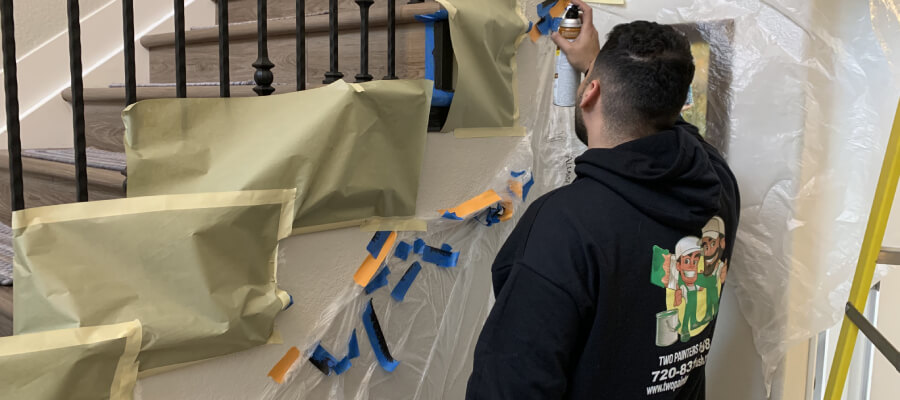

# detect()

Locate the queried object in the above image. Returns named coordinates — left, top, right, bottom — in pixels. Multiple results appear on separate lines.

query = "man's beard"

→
left=574, top=103, right=588, bottom=146
left=703, top=248, right=723, bottom=275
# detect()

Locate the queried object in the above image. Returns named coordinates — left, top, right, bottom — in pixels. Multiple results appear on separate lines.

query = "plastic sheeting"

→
left=124, top=79, right=433, bottom=235
left=0, top=320, right=142, bottom=400
left=259, top=0, right=900, bottom=397
left=258, top=8, right=577, bottom=400
left=13, top=189, right=295, bottom=374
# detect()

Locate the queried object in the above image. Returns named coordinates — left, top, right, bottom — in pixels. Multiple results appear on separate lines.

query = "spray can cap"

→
left=564, top=4, right=581, bottom=20
left=560, top=5, right=582, bottom=28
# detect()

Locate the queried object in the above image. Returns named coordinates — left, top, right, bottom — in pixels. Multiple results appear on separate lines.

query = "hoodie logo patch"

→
left=650, top=216, right=728, bottom=347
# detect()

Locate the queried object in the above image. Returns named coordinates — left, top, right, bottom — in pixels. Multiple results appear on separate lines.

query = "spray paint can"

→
left=553, top=5, right=582, bottom=107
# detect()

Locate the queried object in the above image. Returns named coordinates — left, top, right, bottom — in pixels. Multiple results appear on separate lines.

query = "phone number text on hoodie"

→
left=646, top=339, right=711, bottom=395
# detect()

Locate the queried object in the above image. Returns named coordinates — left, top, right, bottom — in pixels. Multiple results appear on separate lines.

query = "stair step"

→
left=215, top=0, right=375, bottom=25
left=144, top=1, right=438, bottom=85
left=0, top=152, right=126, bottom=227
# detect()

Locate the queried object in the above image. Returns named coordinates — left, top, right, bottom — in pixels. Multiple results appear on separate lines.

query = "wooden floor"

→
left=0, top=286, right=12, bottom=337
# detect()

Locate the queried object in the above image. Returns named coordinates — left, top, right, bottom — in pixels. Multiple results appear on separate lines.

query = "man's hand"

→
left=550, top=0, right=600, bottom=74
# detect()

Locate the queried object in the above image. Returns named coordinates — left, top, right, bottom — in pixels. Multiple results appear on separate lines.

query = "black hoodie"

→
left=467, top=120, right=740, bottom=399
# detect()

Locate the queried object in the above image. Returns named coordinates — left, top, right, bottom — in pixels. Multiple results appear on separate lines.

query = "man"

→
left=466, top=1, right=740, bottom=398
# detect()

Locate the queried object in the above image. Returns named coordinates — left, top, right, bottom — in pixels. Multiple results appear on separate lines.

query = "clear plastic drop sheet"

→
left=259, top=6, right=577, bottom=397
left=261, top=0, right=900, bottom=397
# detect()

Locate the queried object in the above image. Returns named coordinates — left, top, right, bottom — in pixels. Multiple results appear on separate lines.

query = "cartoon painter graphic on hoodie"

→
left=651, top=216, right=729, bottom=345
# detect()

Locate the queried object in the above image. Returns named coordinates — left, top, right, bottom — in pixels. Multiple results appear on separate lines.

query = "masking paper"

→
left=124, top=79, right=432, bottom=234
left=436, top=0, right=529, bottom=135
left=0, top=320, right=142, bottom=400
left=13, top=189, right=296, bottom=373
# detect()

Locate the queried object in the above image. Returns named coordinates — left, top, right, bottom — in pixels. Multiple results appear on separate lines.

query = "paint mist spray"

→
left=553, top=4, right=582, bottom=107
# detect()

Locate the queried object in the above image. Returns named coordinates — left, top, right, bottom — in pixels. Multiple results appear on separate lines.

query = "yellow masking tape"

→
left=354, top=231, right=398, bottom=286
left=360, top=217, right=428, bottom=232
left=453, top=126, right=527, bottom=138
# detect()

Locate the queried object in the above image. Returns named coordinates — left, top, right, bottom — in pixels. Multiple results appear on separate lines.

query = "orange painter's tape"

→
left=439, top=190, right=503, bottom=220
left=499, top=200, right=514, bottom=222
left=268, top=346, right=301, bottom=384
left=549, top=0, right=571, bottom=18
left=509, top=180, right=524, bottom=200
left=529, top=26, right=542, bottom=43
left=353, top=231, right=397, bottom=287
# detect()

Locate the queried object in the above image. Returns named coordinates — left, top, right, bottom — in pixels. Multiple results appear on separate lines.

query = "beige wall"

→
left=0, top=0, right=112, bottom=57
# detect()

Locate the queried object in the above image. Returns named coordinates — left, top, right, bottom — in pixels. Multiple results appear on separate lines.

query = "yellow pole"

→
left=824, top=98, right=900, bottom=400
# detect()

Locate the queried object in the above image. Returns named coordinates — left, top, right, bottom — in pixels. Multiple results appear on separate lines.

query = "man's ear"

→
left=580, top=79, right=601, bottom=109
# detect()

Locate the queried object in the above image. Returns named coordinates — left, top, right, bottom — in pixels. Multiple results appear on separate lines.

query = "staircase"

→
left=0, top=0, right=441, bottom=336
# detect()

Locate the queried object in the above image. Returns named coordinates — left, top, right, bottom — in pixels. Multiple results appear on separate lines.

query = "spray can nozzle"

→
left=564, top=4, right=580, bottom=20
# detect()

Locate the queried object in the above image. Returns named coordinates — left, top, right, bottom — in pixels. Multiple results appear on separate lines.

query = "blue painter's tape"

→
left=367, top=231, right=392, bottom=258
left=362, top=300, right=400, bottom=372
left=347, top=329, right=360, bottom=359
left=391, top=262, right=423, bottom=302
left=333, top=357, right=352, bottom=375
left=536, top=17, right=552, bottom=35
left=511, top=170, right=527, bottom=178
left=433, top=89, right=454, bottom=107
left=423, top=20, right=436, bottom=81
left=523, top=175, right=535, bottom=201
left=309, top=344, right=339, bottom=375
left=414, top=9, right=448, bottom=23
left=285, top=294, right=294, bottom=310
left=333, top=329, right=361, bottom=375
left=422, top=245, right=460, bottom=268
left=442, top=211, right=464, bottom=220
left=441, top=244, right=453, bottom=252
left=536, top=0, right=557, bottom=18
left=364, top=266, right=391, bottom=295
left=477, top=206, right=504, bottom=227
left=394, top=241, right=412, bottom=261
left=550, top=17, right=562, bottom=32
left=413, top=239, right=426, bottom=254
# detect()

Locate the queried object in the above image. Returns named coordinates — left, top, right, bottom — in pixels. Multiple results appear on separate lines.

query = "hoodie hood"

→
left=574, top=122, right=723, bottom=230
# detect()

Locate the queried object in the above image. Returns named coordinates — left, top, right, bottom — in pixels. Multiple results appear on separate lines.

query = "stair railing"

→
left=0, top=0, right=416, bottom=210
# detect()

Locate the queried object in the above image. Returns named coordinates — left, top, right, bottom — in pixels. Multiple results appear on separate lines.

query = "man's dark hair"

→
left=590, top=21, right=694, bottom=134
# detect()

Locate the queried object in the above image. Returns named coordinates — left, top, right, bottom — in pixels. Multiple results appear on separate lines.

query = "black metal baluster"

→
left=122, top=0, right=136, bottom=106
left=355, top=0, right=373, bottom=82
left=218, top=0, right=230, bottom=97
left=175, top=0, right=186, bottom=98
left=0, top=0, right=22, bottom=211
left=296, top=0, right=305, bottom=90
left=67, top=0, right=88, bottom=202
left=253, top=0, right=275, bottom=95
left=323, top=0, right=343, bottom=84
left=384, top=0, right=397, bottom=80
